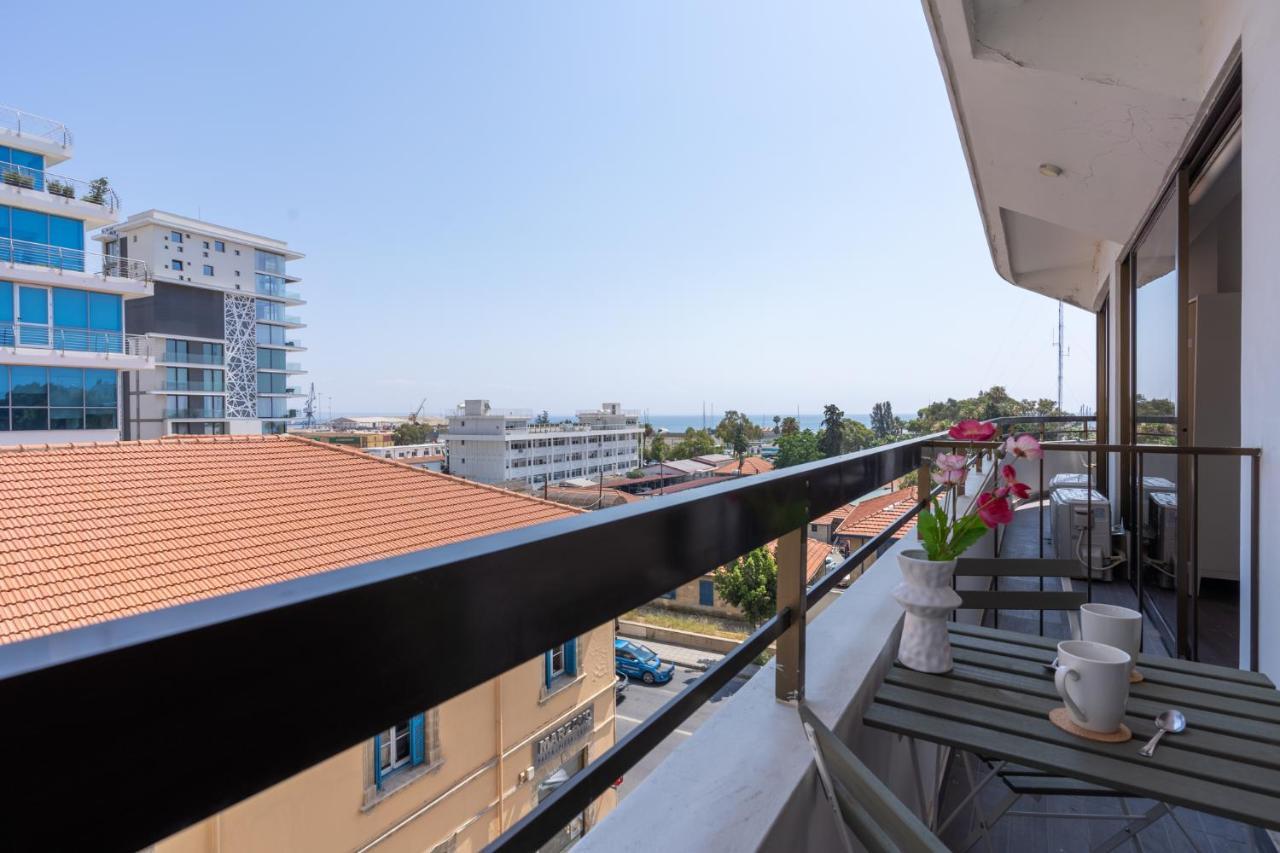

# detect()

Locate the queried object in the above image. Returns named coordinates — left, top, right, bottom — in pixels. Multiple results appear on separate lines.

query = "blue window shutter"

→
left=410, top=714, right=425, bottom=766
left=565, top=639, right=577, bottom=676
left=373, top=733, right=383, bottom=790
left=544, top=651, right=552, bottom=689
left=699, top=580, right=715, bottom=606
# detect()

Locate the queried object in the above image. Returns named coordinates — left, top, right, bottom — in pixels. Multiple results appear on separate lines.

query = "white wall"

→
left=1239, top=0, right=1280, bottom=676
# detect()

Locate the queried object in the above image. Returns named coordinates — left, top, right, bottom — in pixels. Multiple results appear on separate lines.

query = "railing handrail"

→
left=0, top=236, right=150, bottom=281
left=0, top=161, right=119, bottom=211
left=0, top=321, right=150, bottom=357
left=2, top=413, right=1258, bottom=852
left=0, top=104, right=72, bottom=147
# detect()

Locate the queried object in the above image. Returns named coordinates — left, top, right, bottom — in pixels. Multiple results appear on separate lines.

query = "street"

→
left=611, top=663, right=746, bottom=800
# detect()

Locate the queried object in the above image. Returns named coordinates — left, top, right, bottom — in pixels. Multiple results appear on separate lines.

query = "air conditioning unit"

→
left=1149, top=491, right=1178, bottom=589
left=1140, top=477, right=1176, bottom=538
left=1048, top=472, right=1094, bottom=494
left=1051, top=488, right=1113, bottom=580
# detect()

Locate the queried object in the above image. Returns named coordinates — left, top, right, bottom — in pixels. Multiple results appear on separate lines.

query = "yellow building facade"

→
left=155, top=624, right=617, bottom=853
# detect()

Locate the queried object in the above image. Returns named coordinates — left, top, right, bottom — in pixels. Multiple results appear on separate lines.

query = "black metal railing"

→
left=0, top=415, right=1259, bottom=851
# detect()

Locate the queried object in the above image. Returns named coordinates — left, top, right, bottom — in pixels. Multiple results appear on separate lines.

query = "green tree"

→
left=713, top=546, right=777, bottom=626
left=772, top=415, right=781, bottom=434
left=392, top=421, right=432, bottom=446
left=730, top=419, right=750, bottom=467
left=840, top=418, right=877, bottom=452
left=647, top=433, right=667, bottom=463
left=775, top=429, right=822, bottom=468
left=715, top=410, right=763, bottom=443
left=870, top=401, right=901, bottom=441
left=534, top=410, right=550, bottom=426
left=780, top=416, right=800, bottom=436
left=82, top=177, right=111, bottom=205
left=817, top=404, right=845, bottom=457
left=903, top=386, right=1066, bottom=436
left=670, top=428, right=717, bottom=459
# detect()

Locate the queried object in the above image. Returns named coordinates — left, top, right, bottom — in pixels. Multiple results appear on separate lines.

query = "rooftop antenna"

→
left=1052, top=300, right=1070, bottom=411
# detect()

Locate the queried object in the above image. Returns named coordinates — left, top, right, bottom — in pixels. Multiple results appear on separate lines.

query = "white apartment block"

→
left=94, top=211, right=304, bottom=438
left=364, top=441, right=446, bottom=472
left=444, top=400, right=642, bottom=485
left=0, top=105, right=153, bottom=445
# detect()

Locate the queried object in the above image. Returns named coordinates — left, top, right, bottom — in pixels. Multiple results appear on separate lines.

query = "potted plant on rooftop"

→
left=893, top=420, right=1042, bottom=672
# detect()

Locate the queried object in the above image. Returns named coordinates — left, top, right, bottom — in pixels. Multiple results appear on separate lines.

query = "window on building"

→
left=662, top=589, right=677, bottom=600
left=203, top=265, right=214, bottom=276
left=214, top=240, right=226, bottom=252
left=372, top=711, right=434, bottom=792
left=171, top=259, right=183, bottom=271
left=0, top=366, right=116, bottom=432
left=202, top=241, right=210, bottom=250
left=699, top=580, right=715, bottom=607
left=170, top=231, right=182, bottom=244
left=543, top=639, right=577, bottom=690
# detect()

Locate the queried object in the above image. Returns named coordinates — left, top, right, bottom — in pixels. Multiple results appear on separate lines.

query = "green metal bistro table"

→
left=863, top=622, right=1280, bottom=851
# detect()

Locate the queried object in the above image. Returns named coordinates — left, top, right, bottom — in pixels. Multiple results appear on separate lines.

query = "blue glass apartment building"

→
left=0, top=106, right=153, bottom=443
left=96, top=211, right=304, bottom=437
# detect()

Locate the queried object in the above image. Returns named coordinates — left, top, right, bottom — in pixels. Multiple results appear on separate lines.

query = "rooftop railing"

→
left=0, top=415, right=1260, bottom=851
left=0, top=237, right=150, bottom=282
left=0, top=162, right=119, bottom=212
left=0, top=105, right=73, bottom=148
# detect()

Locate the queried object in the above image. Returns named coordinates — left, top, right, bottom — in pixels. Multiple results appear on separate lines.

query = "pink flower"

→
left=1000, top=463, right=1031, bottom=499
left=931, top=452, right=967, bottom=485
left=949, top=419, right=997, bottom=441
left=1003, top=433, right=1044, bottom=460
left=977, top=492, right=1014, bottom=527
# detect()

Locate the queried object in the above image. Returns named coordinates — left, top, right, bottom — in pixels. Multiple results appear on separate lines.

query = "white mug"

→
left=1080, top=603, right=1142, bottom=675
left=1053, top=640, right=1131, bottom=733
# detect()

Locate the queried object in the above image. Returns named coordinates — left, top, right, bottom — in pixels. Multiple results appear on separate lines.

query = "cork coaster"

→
left=1049, top=707, right=1132, bottom=743
left=1130, top=668, right=1145, bottom=684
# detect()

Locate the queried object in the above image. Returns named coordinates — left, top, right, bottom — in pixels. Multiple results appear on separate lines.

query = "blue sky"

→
left=11, top=1, right=1095, bottom=419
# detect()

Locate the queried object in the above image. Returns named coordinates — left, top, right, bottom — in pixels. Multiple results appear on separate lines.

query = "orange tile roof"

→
left=0, top=435, right=577, bottom=645
left=713, top=456, right=774, bottom=476
left=834, top=487, right=919, bottom=540
left=764, top=538, right=836, bottom=582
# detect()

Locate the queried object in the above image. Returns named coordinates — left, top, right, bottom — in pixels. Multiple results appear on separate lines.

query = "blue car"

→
left=615, top=639, right=675, bottom=684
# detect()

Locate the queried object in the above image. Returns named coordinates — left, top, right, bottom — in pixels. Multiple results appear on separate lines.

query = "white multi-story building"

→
left=444, top=400, right=642, bottom=485
left=0, top=105, right=153, bottom=444
left=94, top=211, right=304, bottom=437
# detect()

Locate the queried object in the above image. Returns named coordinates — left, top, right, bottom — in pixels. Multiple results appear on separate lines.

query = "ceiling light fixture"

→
left=1039, top=163, right=1064, bottom=177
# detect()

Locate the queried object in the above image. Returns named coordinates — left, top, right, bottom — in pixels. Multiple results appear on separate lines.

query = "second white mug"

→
left=1080, top=603, right=1142, bottom=675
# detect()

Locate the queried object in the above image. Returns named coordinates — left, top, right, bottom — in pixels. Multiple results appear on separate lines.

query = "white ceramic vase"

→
left=893, top=549, right=963, bottom=673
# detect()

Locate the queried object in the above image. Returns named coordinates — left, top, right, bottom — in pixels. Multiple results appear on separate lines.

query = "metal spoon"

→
left=1138, top=710, right=1186, bottom=757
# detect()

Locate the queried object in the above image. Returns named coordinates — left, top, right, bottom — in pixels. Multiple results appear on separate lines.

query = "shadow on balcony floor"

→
left=937, top=503, right=1264, bottom=851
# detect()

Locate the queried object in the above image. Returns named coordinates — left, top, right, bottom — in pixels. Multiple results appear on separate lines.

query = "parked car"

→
left=615, top=638, right=675, bottom=684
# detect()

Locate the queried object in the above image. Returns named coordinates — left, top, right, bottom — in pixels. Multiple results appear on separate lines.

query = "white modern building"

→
left=364, top=441, right=446, bottom=471
left=444, top=400, right=642, bottom=485
left=0, top=105, right=153, bottom=444
left=94, top=211, right=304, bottom=437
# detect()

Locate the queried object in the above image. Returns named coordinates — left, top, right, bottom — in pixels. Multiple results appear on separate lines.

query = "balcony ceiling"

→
left=923, top=0, right=1231, bottom=310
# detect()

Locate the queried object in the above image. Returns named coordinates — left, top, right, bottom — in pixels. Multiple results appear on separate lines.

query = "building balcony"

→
left=156, top=351, right=223, bottom=367
left=0, top=237, right=151, bottom=293
left=165, top=406, right=226, bottom=420
left=0, top=416, right=1270, bottom=852
left=0, top=163, right=120, bottom=226
left=257, top=388, right=304, bottom=397
left=0, top=105, right=73, bottom=165
left=0, top=322, right=151, bottom=369
left=157, top=381, right=225, bottom=394
left=254, top=278, right=304, bottom=303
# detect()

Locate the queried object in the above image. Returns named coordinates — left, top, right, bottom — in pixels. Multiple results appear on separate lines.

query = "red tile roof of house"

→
left=713, top=456, right=774, bottom=476
left=834, top=487, right=920, bottom=540
left=763, top=538, right=836, bottom=582
left=0, top=435, right=577, bottom=645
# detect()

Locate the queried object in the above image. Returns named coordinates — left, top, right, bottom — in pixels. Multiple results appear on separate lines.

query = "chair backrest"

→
left=954, top=557, right=1087, bottom=612
left=798, top=703, right=947, bottom=853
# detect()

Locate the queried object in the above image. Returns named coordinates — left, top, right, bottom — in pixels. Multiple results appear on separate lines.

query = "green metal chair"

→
left=799, top=703, right=948, bottom=853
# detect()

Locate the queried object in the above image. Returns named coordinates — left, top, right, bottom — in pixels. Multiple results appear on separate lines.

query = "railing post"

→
left=917, top=458, right=931, bottom=507
left=775, top=524, right=806, bottom=703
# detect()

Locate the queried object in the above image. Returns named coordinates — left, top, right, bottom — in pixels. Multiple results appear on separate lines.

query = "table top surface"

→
left=864, top=622, right=1280, bottom=829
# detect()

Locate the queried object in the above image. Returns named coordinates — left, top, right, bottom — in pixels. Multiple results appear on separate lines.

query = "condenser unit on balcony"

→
left=1048, top=472, right=1095, bottom=494
left=1149, top=491, right=1178, bottom=589
left=1141, top=476, right=1177, bottom=538
left=1051, top=488, right=1112, bottom=580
